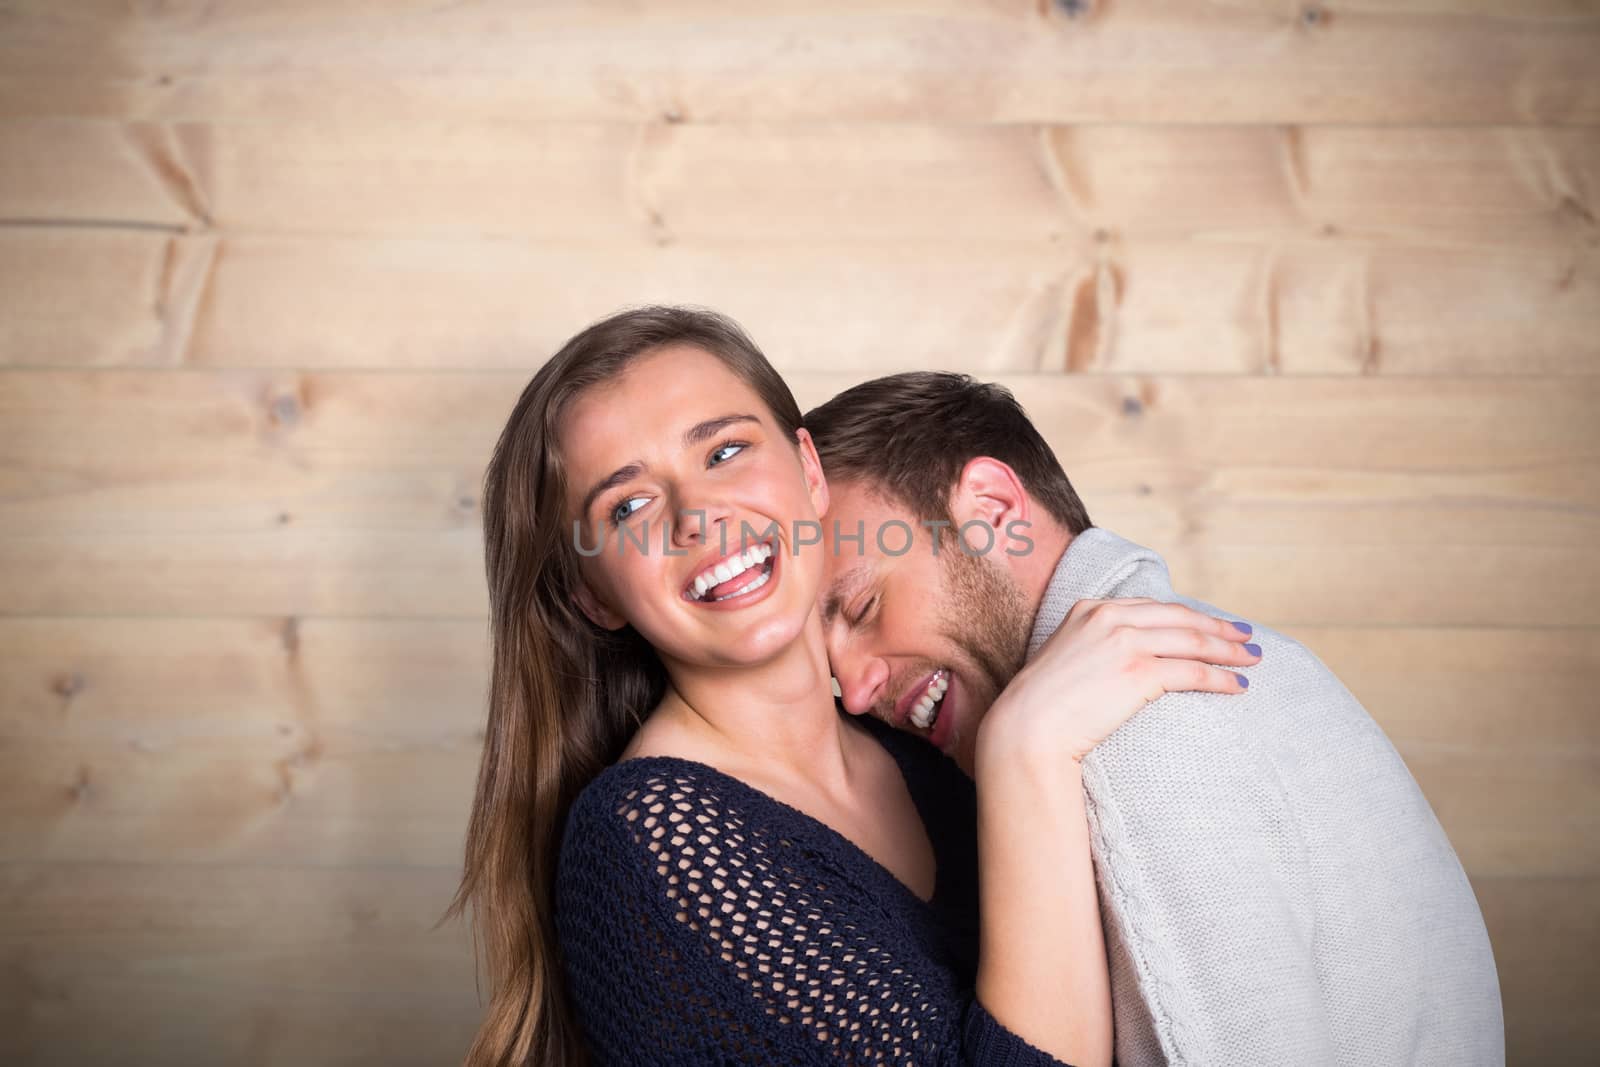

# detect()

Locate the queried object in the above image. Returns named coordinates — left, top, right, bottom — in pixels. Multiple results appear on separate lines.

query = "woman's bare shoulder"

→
left=617, top=706, right=705, bottom=762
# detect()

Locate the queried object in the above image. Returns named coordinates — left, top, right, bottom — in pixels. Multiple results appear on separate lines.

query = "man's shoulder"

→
left=1082, top=579, right=1393, bottom=788
left=1052, top=531, right=1355, bottom=699
left=1115, top=578, right=1331, bottom=681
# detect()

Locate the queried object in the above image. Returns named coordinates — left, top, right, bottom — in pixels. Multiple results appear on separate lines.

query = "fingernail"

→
left=1232, top=621, right=1253, bottom=636
left=1244, top=643, right=1262, bottom=657
left=1235, top=673, right=1250, bottom=689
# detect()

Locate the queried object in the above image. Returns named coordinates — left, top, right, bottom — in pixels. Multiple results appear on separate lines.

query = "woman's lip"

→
left=684, top=544, right=781, bottom=612
left=681, top=538, right=778, bottom=600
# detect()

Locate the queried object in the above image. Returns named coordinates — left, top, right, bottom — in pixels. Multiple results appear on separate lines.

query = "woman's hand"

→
left=979, top=597, right=1260, bottom=769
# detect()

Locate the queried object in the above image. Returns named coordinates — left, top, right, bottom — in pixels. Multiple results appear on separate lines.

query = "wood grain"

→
left=2, top=1, right=1594, bottom=1061
left=2, top=1, right=1597, bottom=123
left=2, top=230, right=1595, bottom=374
left=1, top=370, right=1594, bottom=622
left=2, top=614, right=1595, bottom=873
left=2, top=862, right=1583, bottom=1066
left=0, top=861, right=479, bottom=1066
left=1294, top=626, right=1600, bottom=754
left=1476, top=874, right=1600, bottom=1065
left=3, top=709, right=1589, bottom=875
left=6, top=620, right=1589, bottom=753
left=4, top=121, right=1597, bottom=245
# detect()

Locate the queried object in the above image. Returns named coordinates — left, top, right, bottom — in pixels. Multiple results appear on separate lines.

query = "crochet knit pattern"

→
left=555, top=719, right=1075, bottom=1066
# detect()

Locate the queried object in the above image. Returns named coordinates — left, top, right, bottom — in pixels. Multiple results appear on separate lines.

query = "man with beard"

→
left=805, top=372, right=1504, bottom=1067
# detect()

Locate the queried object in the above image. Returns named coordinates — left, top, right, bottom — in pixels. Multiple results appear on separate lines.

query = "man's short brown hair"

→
left=803, top=372, right=1092, bottom=535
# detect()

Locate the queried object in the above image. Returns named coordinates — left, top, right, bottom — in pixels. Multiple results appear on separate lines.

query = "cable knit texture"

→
left=1030, top=527, right=1505, bottom=1067
left=556, top=717, right=1075, bottom=1066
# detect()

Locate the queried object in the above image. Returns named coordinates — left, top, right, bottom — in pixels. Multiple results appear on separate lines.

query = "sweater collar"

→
left=1026, top=526, right=1169, bottom=659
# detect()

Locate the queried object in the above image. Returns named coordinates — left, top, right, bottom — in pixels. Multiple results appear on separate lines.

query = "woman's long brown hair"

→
left=439, top=306, right=805, bottom=1066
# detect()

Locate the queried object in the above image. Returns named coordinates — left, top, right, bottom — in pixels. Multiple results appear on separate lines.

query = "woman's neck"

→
left=642, top=615, right=862, bottom=795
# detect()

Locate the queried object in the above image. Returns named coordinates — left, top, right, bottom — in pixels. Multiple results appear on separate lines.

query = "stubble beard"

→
left=934, top=543, right=1034, bottom=746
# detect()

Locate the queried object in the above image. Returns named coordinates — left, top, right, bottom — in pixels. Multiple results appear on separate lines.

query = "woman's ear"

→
left=572, top=578, right=627, bottom=631
left=794, top=427, right=830, bottom=517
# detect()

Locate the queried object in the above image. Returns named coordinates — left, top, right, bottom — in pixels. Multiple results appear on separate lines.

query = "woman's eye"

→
left=708, top=442, right=746, bottom=466
left=610, top=495, right=649, bottom=524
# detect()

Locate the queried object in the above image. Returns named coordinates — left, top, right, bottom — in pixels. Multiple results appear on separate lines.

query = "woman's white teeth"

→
left=714, top=566, right=770, bottom=601
left=909, top=672, right=949, bottom=730
left=691, top=543, right=773, bottom=600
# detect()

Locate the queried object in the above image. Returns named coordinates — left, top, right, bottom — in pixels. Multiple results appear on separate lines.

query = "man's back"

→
left=1030, top=527, right=1504, bottom=1066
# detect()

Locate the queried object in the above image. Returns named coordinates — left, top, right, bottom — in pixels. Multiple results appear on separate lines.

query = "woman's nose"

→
left=668, top=495, right=734, bottom=550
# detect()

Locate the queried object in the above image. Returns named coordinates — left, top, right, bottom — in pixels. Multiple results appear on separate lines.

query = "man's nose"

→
left=831, top=644, right=889, bottom=718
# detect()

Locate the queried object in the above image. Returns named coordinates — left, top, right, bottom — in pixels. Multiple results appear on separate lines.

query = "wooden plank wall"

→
left=1, top=1, right=1596, bottom=1063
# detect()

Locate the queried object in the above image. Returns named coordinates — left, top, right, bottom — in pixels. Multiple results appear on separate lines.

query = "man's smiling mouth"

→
left=904, top=668, right=949, bottom=732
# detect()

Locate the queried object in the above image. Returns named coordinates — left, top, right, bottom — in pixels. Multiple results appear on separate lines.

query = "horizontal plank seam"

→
left=0, top=119, right=1598, bottom=130
left=4, top=115, right=1600, bottom=129
left=2, top=368, right=1598, bottom=382
left=0, top=614, right=1594, bottom=630
left=0, top=217, right=192, bottom=234
left=2, top=223, right=1593, bottom=245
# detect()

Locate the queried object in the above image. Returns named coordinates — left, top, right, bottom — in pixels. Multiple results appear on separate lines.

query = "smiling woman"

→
left=442, top=305, right=1259, bottom=1067
left=557, top=344, right=823, bottom=668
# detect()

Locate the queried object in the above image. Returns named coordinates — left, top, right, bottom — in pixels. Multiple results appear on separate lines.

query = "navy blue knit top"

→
left=554, top=716, right=1076, bottom=1066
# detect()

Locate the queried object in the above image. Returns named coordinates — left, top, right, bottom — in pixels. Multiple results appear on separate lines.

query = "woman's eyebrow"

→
left=683, top=413, right=759, bottom=447
left=580, top=462, right=645, bottom=519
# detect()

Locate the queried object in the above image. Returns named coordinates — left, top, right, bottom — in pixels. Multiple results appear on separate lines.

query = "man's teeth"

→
left=691, top=543, right=774, bottom=600
left=909, top=672, right=949, bottom=730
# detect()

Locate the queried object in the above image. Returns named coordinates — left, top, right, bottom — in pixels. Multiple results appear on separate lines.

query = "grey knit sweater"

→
left=1029, top=527, right=1504, bottom=1066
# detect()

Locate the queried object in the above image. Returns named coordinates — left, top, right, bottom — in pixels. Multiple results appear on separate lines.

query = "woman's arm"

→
left=976, top=747, right=1108, bottom=1065
left=972, top=598, right=1259, bottom=1066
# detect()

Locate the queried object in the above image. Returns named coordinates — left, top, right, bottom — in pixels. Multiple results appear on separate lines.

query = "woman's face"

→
left=560, top=344, right=829, bottom=670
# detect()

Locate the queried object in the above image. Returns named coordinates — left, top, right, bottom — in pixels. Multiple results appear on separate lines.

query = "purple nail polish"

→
left=1244, top=643, right=1262, bottom=657
left=1233, top=621, right=1253, bottom=636
left=1236, top=673, right=1249, bottom=689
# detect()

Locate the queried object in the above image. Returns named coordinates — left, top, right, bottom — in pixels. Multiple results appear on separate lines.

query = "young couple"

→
left=449, top=306, right=1503, bottom=1067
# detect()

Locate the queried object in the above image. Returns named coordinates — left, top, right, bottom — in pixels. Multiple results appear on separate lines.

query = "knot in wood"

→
left=52, top=671, right=86, bottom=700
left=269, top=393, right=300, bottom=426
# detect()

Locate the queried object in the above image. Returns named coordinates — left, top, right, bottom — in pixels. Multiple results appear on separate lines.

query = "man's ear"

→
left=948, top=456, right=1029, bottom=550
left=794, top=427, right=831, bottom=517
left=572, top=578, right=627, bottom=631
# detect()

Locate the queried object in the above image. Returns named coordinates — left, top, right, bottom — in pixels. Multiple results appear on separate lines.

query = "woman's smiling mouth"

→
left=683, top=540, right=778, bottom=605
